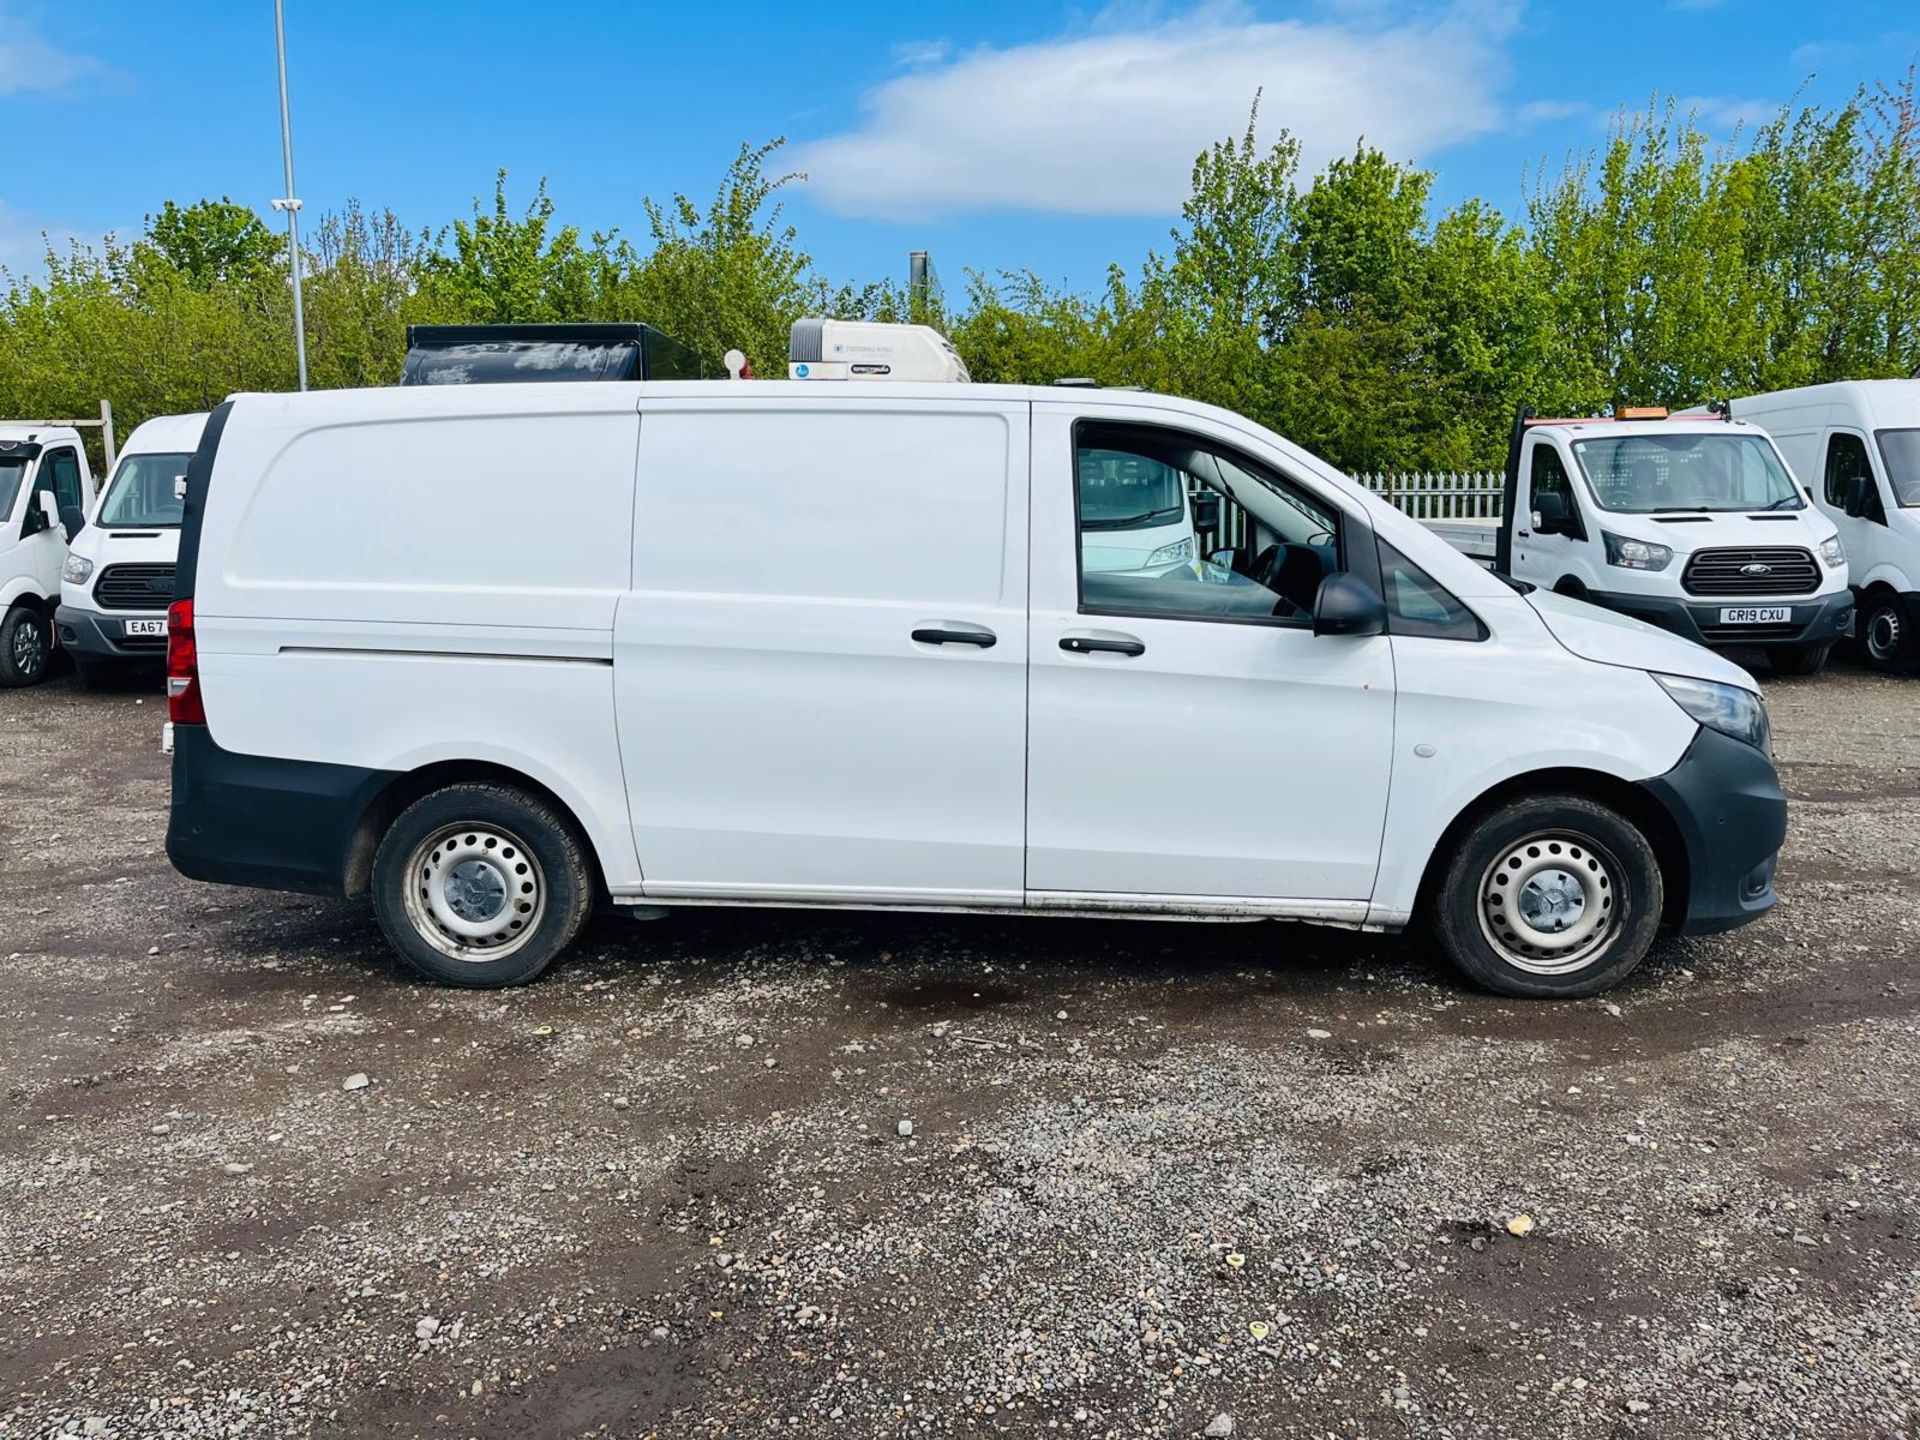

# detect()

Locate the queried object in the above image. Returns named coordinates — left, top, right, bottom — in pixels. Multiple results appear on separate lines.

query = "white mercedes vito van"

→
left=57, top=412, right=208, bottom=685
left=164, top=362, right=1788, bottom=999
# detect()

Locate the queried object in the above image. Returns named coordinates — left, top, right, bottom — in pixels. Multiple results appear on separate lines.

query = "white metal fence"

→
left=1356, top=470, right=1503, bottom=520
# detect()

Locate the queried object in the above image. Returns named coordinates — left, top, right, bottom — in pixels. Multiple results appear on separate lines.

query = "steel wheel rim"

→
left=401, top=822, right=545, bottom=963
left=10, top=615, right=45, bottom=678
left=1477, top=831, right=1621, bottom=976
left=1866, top=605, right=1901, bottom=663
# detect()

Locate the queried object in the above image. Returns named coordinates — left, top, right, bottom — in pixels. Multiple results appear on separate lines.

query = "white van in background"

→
left=1727, top=381, right=1920, bottom=673
left=56, top=412, right=208, bottom=686
left=0, top=424, right=94, bottom=686
left=165, top=353, right=1789, bottom=1001
left=1498, top=409, right=1851, bottom=674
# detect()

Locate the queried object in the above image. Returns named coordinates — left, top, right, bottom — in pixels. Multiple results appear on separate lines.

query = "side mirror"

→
left=173, top=474, right=189, bottom=502
left=1312, top=572, right=1388, bottom=638
left=1207, top=547, right=1239, bottom=571
left=1189, top=494, right=1222, bottom=533
left=1532, top=490, right=1570, bottom=534
left=34, top=492, right=60, bottom=535
left=1844, top=474, right=1872, bottom=519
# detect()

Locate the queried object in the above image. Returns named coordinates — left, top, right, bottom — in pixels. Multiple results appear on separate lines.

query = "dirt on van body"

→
left=2, top=660, right=1919, bottom=1440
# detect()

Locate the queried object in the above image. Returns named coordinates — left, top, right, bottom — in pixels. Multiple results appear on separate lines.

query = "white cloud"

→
left=0, top=203, right=125, bottom=284
left=0, top=7, right=100, bottom=96
left=1517, top=99, right=1587, bottom=126
left=1675, top=94, right=1779, bottom=134
left=791, top=2, right=1519, bottom=219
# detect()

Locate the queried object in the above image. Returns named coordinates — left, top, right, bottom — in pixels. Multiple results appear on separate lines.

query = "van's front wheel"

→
left=0, top=606, right=51, bottom=687
left=1430, top=795, right=1663, bottom=998
left=371, top=783, right=593, bottom=988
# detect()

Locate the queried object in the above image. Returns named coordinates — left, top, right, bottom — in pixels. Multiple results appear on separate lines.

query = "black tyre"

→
left=1858, top=591, right=1918, bottom=674
left=371, top=783, right=593, bottom=988
left=1430, top=794, right=1664, bottom=999
left=1769, top=641, right=1832, bottom=677
left=0, top=605, right=52, bottom=687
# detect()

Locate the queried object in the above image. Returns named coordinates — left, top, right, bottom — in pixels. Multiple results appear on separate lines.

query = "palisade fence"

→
left=1356, top=470, right=1505, bottom=521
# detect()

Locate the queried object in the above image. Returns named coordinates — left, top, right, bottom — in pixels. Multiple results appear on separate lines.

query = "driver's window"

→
left=1074, top=422, right=1341, bottom=625
left=1825, top=433, right=1884, bottom=524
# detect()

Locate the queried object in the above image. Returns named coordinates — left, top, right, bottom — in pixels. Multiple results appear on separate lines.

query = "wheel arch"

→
left=1411, top=766, right=1690, bottom=931
left=343, top=759, right=611, bottom=903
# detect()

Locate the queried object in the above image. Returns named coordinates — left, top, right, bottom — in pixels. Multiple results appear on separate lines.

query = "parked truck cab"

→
left=1725, top=380, right=1920, bottom=674
left=57, top=412, right=208, bottom=686
left=1498, top=408, right=1851, bottom=674
left=0, top=424, right=94, bottom=686
left=163, top=330, right=1791, bottom=1001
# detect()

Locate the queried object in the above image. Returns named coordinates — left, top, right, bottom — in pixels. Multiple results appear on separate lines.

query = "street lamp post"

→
left=271, top=0, right=309, bottom=391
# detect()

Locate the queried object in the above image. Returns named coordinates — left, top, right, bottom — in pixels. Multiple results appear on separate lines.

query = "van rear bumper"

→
left=166, top=725, right=393, bottom=897
left=1636, top=726, right=1787, bottom=934
left=1588, top=587, right=1852, bottom=649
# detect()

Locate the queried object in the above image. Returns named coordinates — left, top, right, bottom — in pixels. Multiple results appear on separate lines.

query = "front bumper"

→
left=1637, top=726, right=1787, bottom=934
left=1588, top=586, right=1852, bottom=649
left=55, top=604, right=170, bottom=661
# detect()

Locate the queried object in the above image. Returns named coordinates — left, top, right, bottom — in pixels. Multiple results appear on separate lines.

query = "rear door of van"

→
left=617, top=390, right=1031, bottom=904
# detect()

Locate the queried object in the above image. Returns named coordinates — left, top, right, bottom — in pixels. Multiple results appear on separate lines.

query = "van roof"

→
left=119, top=411, right=211, bottom=455
left=1733, top=378, right=1920, bottom=425
left=0, top=423, right=82, bottom=446
left=1526, top=416, right=1761, bottom=441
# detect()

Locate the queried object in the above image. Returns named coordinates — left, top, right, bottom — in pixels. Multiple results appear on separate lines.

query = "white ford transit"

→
left=0, top=424, right=94, bottom=686
left=165, top=374, right=1788, bottom=998
left=57, top=412, right=208, bottom=685
left=1498, top=408, right=1851, bottom=674
left=1725, top=380, right=1920, bottom=673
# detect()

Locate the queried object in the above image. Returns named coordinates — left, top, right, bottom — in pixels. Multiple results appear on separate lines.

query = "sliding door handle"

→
left=911, top=624, right=997, bottom=648
left=1060, top=634, right=1145, bottom=657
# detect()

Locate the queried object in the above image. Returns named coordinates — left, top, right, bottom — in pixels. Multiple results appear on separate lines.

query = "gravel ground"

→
left=2, top=658, right=1919, bottom=1439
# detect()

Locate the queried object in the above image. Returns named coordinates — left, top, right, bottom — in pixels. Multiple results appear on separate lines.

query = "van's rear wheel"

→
left=1430, top=794, right=1663, bottom=998
left=0, top=606, right=51, bottom=687
left=372, top=783, right=592, bottom=988
left=1859, top=592, right=1917, bottom=674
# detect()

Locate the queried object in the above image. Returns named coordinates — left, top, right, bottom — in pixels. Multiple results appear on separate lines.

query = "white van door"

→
left=1511, top=437, right=1589, bottom=589
left=1821, top=426, right=1896, bottom=580
left=20, top=442, right=89, bottom=595
left=617, top=397, right=1031, bottom=905
left=1024, top=404, right=1393, bottom=904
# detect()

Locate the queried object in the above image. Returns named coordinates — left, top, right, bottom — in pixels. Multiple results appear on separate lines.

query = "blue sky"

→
left=2, top=0, right=1915, bottom=299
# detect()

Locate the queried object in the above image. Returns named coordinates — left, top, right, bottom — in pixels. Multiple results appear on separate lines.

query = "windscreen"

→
left=1877, top=429, right=1920, bottom=507
left=1077, top=449, right=1187, bottom=529
left=98, top=451, right=192, bottom=527
left=1572, top=432, right=1802, bottom=512
left=0, top=456, right=26, bottom=520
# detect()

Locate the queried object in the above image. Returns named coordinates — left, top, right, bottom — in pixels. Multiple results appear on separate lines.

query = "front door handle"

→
left=1060, top=634, right=1146, bottom=657
left=911, top=623, right=997, bottom=649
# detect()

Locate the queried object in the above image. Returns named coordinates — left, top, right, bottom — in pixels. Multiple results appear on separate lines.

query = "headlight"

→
left=1146, top=536, right=1195, bottom=568
left=62, top=553, right=95, bottom=584
left=1603, top=531, right=1673, bottom=571
left=1654, top=673, right=1770, bottom=752
left=1819, top=535, right=1845, bottom=568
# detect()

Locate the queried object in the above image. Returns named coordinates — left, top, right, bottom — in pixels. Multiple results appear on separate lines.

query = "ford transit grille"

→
left=1681, top=547, right=1819, bottom=597
left=93, top=563, right=177, bottom=612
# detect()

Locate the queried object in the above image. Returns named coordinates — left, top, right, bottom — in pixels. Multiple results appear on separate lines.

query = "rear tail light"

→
left=166, top=598, right=205, bottom=725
